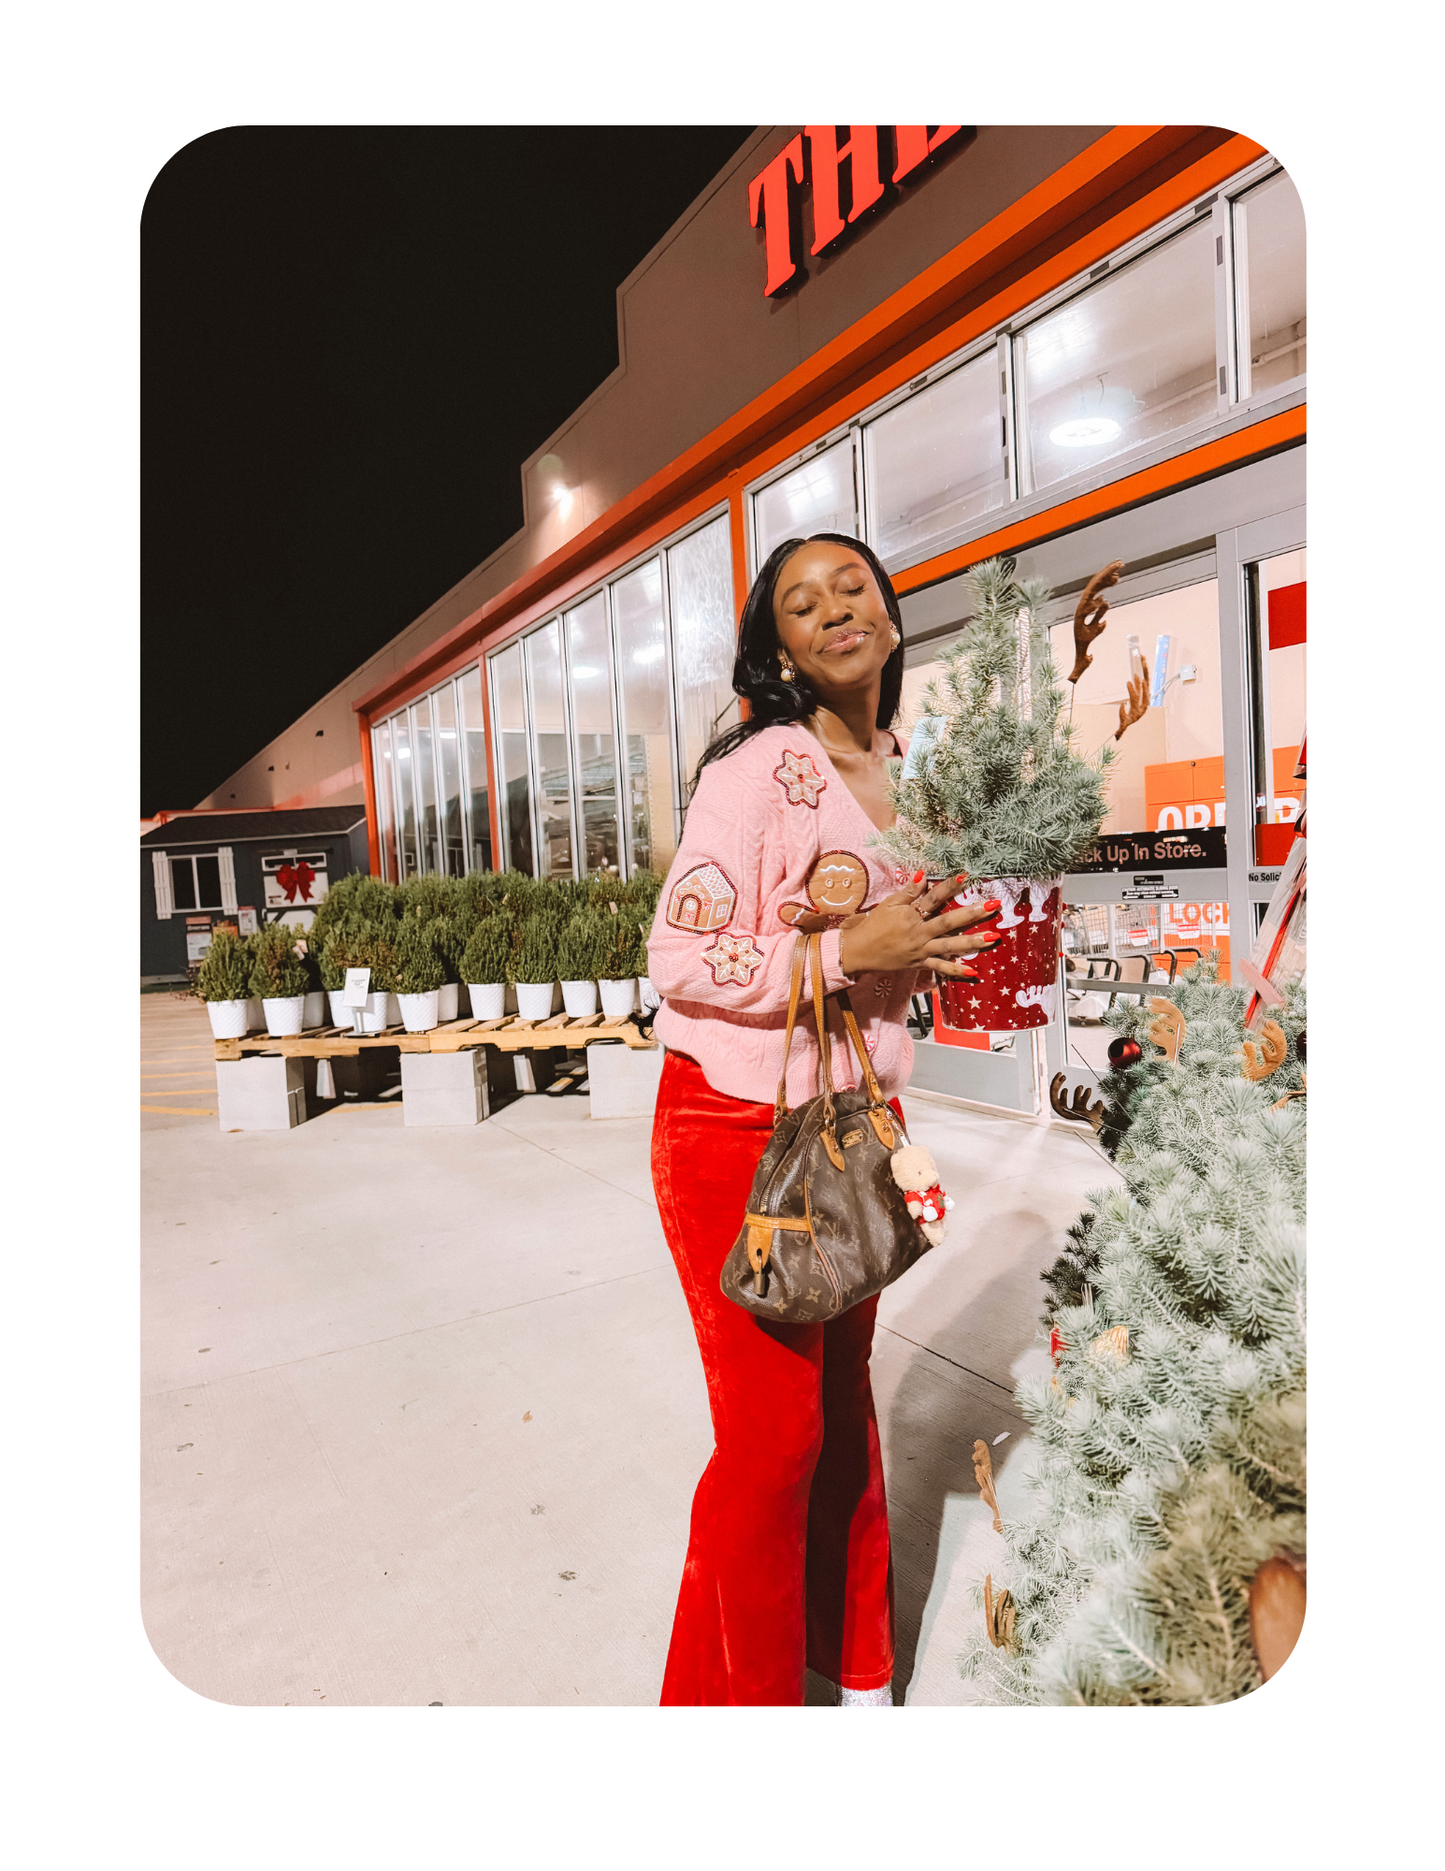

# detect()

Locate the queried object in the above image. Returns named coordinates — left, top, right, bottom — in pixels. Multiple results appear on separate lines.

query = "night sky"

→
left=141, top=125, right=756, bottom=816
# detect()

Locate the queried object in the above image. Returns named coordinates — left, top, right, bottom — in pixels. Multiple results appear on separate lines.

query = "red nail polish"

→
left=913, top=870, right=925, bottom=884
left=982, top=898, right=1002, bottom=913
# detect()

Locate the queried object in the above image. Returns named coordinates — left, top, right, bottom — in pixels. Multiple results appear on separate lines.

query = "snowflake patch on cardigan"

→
left=773, top=747, right=826, bottom=809
left=665, top=860, right=737, bottom=932
left=699, top=931, right=765, bottom=986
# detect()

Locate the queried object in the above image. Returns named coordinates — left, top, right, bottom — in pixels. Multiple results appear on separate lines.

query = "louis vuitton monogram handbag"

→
left=719, top=930, right=949, bottom=1324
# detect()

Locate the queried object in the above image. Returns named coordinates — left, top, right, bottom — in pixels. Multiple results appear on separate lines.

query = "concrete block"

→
left=512, top=1049, right=557, bottom=1094
left=400, top=1049, right=488, bottom=1127
left=215, top=1055, right=306, bottom=1130
left=586, top=1041, right=664, bottom=1119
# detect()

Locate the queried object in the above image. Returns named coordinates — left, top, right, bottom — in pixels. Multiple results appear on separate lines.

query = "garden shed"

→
left=141, top=805, right=369, bottom=983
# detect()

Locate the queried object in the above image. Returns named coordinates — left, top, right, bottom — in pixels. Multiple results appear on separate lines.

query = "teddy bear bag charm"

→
left=887, top=1143, right=954, bottom=1247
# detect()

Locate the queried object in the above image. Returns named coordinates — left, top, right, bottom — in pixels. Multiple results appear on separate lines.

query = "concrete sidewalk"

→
left=141, top=994, right=1117, bottom=1705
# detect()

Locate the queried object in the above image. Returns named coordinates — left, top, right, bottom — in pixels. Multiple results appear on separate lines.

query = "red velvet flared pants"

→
left=652, top=1051, right=895, bottom=1705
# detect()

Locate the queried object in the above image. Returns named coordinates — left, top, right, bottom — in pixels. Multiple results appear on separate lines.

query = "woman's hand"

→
left=837, top=873, right=1002, bottom=980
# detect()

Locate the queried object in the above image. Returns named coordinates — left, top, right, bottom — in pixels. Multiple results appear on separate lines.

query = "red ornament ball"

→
left=1107, top=1035, right=1144, bottom=1069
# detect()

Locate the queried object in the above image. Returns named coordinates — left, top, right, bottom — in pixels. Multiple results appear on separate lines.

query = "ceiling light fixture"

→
left=1048, top=376, right=1137, bottom=449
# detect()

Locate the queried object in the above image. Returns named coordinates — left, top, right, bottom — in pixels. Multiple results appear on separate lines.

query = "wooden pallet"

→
left=212, top=1013, right=656, bottom=1063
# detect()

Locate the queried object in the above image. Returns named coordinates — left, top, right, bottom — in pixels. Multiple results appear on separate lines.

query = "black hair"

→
left=693, top=531, right=905, bottom=782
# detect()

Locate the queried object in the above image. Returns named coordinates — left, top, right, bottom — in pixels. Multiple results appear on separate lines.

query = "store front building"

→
left=351, top=125, right=1304, bottom=1114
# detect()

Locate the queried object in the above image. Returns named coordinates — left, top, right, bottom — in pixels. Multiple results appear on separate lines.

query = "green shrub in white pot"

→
left=193, top=929, right=253, bottom=1038
left=247, top=922, right=311, bottom=1036
left=597, top=910, right=643, bottom=1019
left=557, top=909, right=607, bottom=1017
left=460, top=909, right=513, bottom=1022
left=512, top=913, right=558, bottom=1022
left=393, top=913, right=446, bottom=1033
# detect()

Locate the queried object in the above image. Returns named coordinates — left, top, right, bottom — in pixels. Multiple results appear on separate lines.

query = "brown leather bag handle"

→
left=772, top=932, right=810, bottom=1123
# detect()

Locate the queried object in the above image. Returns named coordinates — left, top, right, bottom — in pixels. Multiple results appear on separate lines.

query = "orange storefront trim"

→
left=354, top=125, right=1272, bottom=738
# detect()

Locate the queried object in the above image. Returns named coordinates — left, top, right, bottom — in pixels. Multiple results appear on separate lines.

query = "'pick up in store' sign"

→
left=1069, top=827, right=1227, bottom=873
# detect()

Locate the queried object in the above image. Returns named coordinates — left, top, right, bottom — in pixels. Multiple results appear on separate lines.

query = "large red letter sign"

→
left=892, top=125, right=966, bottom=182
left=804, top=125, right=885, bottom=253
left=748, top=134, right=807, bottom=296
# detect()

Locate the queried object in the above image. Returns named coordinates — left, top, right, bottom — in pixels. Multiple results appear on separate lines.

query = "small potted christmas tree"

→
left=393, top=913, right=446, bottom=1032
left=876, top=558, right=1113, bottom=1033
left=248, top=921, right=312, bottom=1035
left=319, top=925, right=358, bottom=1027
left=597, top=910, right=644, bottom=1019
left=354, top=922, right=400, bottom=1031
left=512, top=912, right=559, bottom=1021
left=460, top=910, right=513, bottom=1021
left=558, top=909, right=610, bottom=1016
left=193, top=928, right=253, bottom=1037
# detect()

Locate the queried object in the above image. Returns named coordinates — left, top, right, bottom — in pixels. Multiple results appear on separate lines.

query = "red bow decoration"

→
left=275, top=861, right=317, bottom=903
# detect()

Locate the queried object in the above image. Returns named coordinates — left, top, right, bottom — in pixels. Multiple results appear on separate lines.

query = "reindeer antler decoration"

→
left=1114, top=656, right=1150, bottom=741
left=973, top=1438, right=1003, bottom=1535
left=1049, top=1072, right=1106, bottom=1133
left=1241, top=1019, right=1288, bottom=1082
left=1147, top=997, right=1186, bottom=1063
left=1068, top=559, right=1124, bottom=683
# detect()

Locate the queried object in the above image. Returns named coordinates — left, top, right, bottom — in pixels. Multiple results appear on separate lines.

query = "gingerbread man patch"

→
left=773, top=748, right=826, bottom=809
left=779, top=850, right=870, bottom=931
left=700, top=931, right=765, bottom=986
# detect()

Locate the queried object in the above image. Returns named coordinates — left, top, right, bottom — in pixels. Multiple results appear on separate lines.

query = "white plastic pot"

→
left=303, top=990, right=326, bottom=1030
left=359, top=992, right=389, bottom=1036
left=637, top=975, right=659, bottom=1014
left=262, top=994, right=306, bottom=1037
left=327, top=988, right=351, bottom=1027
left=468, top=982, right=506, bottom=1021
left=397, top=989, right=441, bottom=1034
left=437, top=982, right=459, bottom=1023
left=206, top=998, right=248, bottom=1039
left=385, top=993, right=402, bottom=1028
left=515, top=981, right=555, bottom=1021
left=561, top=979, right=599, bottom=1017
left=599, top=978, right=637, bottom=1019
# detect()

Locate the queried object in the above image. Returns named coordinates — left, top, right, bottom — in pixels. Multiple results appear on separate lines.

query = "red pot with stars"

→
left=935, top=875, right=1063, bottom=1033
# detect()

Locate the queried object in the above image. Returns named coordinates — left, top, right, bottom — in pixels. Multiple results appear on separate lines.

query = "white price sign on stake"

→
left=343, top=968, right=372, bottom=1008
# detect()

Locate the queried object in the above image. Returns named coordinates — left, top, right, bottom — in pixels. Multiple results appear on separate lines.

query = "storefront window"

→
left=525, top=618, right=573, bottom=880
left=491, top=642, right=533, bottom=876
left=409, top=697, right=440, bottom=875
left=612, top=557, right=675, bottom=875
left=391, top=709, right=419, bottom=879
left=433, top=680, right=465, bottom=877
left=668, top=516, right=739, bottom=790
left=865, top=351, right=1008, bottom=563
left=372, top=718, right=397, bottom=882
left=1051, top=576, right=1229, bottom=973
left=753, top=438, right=857, bottom=566
left=1247, top=549, right=1306, bottom=858
left=1233, top=173, right=1305, bottom=402
left=566, top=591, right=622, bottom=876
left=1017, top=220, right=1217, bottom=495
left=457, top=665, right=491, bottom=873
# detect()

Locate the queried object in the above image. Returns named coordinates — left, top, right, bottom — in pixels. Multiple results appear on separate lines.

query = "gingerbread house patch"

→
left=666, top=860, right=737, bottom=932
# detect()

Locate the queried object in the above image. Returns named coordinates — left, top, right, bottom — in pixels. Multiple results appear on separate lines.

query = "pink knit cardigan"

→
left=647, top=723, right=923, bottom=1106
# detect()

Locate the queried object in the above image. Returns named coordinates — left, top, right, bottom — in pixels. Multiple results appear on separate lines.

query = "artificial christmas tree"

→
left=959, top=959, right=1306, bottom=1705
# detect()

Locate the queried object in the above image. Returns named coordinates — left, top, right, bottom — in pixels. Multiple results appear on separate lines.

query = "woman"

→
left=646, top=532, right=1002, bottom=1706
